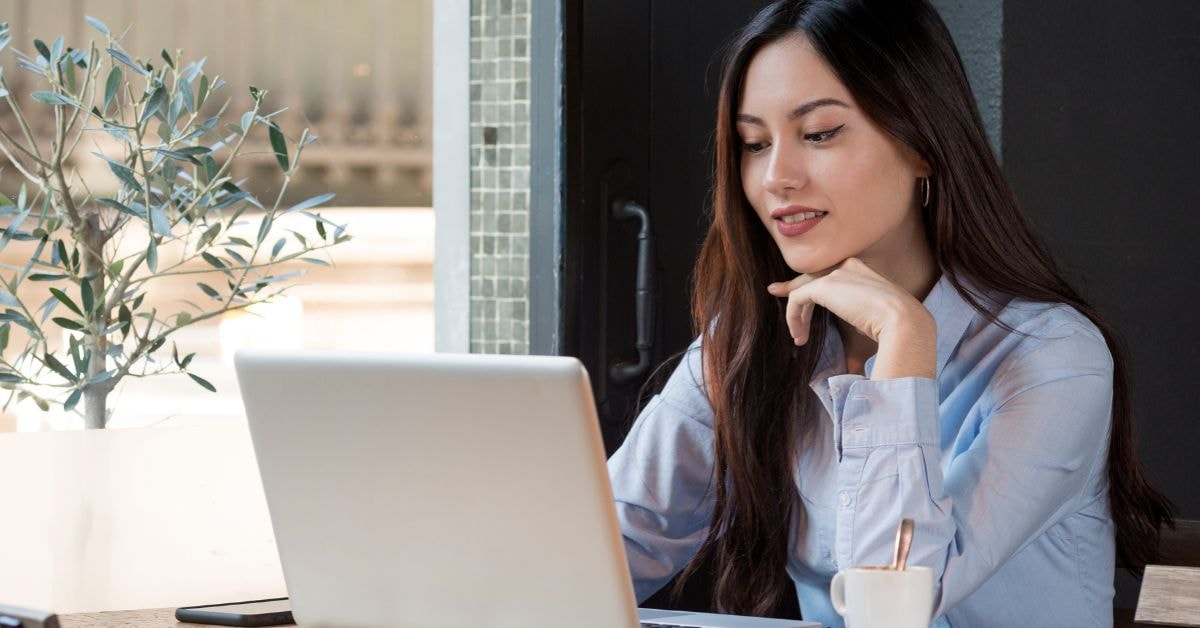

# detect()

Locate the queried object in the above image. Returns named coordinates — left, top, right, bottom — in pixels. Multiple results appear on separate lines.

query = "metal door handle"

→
left=609, top=199, right=656, bottom=385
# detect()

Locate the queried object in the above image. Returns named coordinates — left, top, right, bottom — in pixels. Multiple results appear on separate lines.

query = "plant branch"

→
left=0, top=133, right=41, bottom=183
left=1, top=81, right=47, bottom=166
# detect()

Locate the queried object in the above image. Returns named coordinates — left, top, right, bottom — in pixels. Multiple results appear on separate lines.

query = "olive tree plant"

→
left=0, top=18, right=349, bottom=428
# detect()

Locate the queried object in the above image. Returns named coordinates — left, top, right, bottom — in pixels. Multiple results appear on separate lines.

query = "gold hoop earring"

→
left=921, top=176, right=932, bottom=208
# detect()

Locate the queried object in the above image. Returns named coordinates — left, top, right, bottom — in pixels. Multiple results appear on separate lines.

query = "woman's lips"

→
left=774, top=210, right=827, bottom=237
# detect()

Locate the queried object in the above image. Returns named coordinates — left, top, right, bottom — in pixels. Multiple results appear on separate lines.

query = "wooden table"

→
left=60, top=607, right=296, bottom=627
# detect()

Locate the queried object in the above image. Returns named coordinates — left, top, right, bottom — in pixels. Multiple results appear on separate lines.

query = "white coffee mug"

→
left=830, top=565, right=934, bottom=628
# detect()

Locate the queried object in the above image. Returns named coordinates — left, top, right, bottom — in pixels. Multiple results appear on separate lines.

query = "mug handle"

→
left=830, top=571, right=848, bottom=616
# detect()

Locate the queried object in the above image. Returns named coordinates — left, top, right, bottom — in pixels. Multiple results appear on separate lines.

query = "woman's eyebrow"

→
left=736, top=97, right=851, bottom=126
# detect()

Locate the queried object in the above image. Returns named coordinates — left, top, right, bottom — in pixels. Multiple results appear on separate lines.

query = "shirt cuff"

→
left=832, top=376, right=940, bottom=449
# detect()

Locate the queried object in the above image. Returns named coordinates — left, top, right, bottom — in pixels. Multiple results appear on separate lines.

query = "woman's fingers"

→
left=768, top=274, right=819, bottom=344
left=786, top=295, right=815, bottom=345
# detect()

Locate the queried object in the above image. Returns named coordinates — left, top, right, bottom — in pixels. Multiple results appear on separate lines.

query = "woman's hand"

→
left=766, top=258, right=937, bottom=380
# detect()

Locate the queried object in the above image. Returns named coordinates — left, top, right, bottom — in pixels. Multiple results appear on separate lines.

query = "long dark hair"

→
left=683, top=0, right=1174, bottom=615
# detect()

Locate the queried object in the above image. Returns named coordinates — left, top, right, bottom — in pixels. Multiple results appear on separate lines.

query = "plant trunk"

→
left=81, top=214, right=109, bottom=429
left=84, top=387, right=108, bottom=429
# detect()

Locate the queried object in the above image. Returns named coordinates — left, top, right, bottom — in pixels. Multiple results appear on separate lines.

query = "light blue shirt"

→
left=608, top=274, right=1115, bottom=627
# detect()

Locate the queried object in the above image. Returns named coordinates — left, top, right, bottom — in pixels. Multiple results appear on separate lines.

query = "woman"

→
left=606, top=1, right=1174, bottom=626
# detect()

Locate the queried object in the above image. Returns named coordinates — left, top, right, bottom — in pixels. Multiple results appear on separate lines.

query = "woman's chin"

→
left=783, top=256, right=841, bottom=277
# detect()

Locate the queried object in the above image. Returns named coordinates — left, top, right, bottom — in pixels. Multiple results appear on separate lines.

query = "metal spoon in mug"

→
left=892, top=517, right=914, bottom=571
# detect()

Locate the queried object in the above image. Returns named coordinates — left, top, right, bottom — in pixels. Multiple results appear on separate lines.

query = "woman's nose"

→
left=762, top=145, right=804, bottom=198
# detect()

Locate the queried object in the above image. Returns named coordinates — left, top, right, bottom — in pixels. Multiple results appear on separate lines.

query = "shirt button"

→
left=838, top=491, right=851, bottom=507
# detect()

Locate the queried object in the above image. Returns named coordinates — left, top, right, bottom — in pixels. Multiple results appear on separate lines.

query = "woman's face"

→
left=737, top=34, right=930, bottom=276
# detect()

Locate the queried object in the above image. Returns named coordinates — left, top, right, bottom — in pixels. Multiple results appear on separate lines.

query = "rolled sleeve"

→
left=830, top=376, right=949, bottom=573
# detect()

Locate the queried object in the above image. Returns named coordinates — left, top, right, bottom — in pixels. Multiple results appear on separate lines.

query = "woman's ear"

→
left=910, top=151, right=933, bottom=178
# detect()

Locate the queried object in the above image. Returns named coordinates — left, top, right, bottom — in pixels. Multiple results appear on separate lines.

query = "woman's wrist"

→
left=871, top=305, right=937, bottom=380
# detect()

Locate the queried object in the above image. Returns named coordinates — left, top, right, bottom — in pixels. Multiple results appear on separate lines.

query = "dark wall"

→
left=1003, top=1, right=1200, bottom=518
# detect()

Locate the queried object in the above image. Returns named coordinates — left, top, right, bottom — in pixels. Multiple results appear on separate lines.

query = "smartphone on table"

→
left=175, top=597, right=293, bottom=627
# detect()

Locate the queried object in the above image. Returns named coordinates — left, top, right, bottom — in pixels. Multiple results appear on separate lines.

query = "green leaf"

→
left=0, top=207, right=30, bottom=254
left=0, top=323, right=9, bottom=352
left=97, top=197, right=144, bottom=218
left=69, top=336, right=86, bottom=374
left=50, top=36, right=63, bottom=64
left=49, top=287, right=83, bottom=317
left=118, top=304, right=131, bottom=336
left=214, top=190, right=251, bottom=210
left=271, top=237, right=285, bottom=259
left=162, top=157, right=179, bottom=185
left=268, top=122, right=289, bottom=171
left=0, top=192, right=12, bottom=207
left=248, top=85, right=263, bottom=102
left=81, top=280, right=95, bottom=314
left=197, top=74, right=210, bottom=109
left=177, top=78, right=194, bottom=114
left=155, top=148, right=200, bottom=164
left=63, top=388, right=83, bottom=412
left=28, top=273, right=67, bottom=281
left=256, top=214, right=272, bottom=244
left=176, top=311, right=192, bottom=326
left=146, top=237, right=158, bottom=273
left=31, top=91, right=75, bottom=106
left=197, top=282, right=220, bottom=299
left=107, top=160, right=143, bottom=192
left=85, top=15, right=110, bottom=36
left=107, top=48, right=149, bottom=76
left=188, top=372, right=217, bottom=392
left=301, top=257, right=331, bottom=267
left=0, top=309, right=36, bottom=335
left=34, top=39, right=51, bottom=61
left=43, top=352, right=75, bottom=382
left=53, top=239, right=68, bottom=269
left=200, top=251, right=227, bottom=271
left=141, top=86, right=167, bottom=124
left=103, top=65, right=121, bottom=111
left=202, top=155, right=218, bottom=184
left=316, top=219, right=327, bottom=240
left=197, top=223, right=222, bottom=250
left=149, top=205, right=172, bottom=237
left=63, top=57, right=78, bottom=92
left=0, top=288, right=17, bottom=307
left=287, top=192, right=336, bottom=213
left=53, top=316, right=85, bottom=331
left=161, top=49, right=175, bottom=69
left=227, top=237, right=252, bottom=248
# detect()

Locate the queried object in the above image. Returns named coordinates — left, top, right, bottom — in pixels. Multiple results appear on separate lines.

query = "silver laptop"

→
left=235, top=350, right=816, bottom=628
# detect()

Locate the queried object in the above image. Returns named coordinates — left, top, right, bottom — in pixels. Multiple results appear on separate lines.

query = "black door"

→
left=562, top=0, right=774, bottom=455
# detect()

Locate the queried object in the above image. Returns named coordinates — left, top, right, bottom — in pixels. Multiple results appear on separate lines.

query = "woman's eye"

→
left=804, top=124, right=845, bottom=144
left=741, top=141, right=767, bottom=154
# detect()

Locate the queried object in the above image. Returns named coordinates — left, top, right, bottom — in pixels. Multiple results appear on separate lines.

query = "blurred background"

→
left=0, top=0, right=436, bottom=430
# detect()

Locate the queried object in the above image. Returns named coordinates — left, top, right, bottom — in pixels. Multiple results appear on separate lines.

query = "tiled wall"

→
left=469, top=0, right=531, bottom=354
